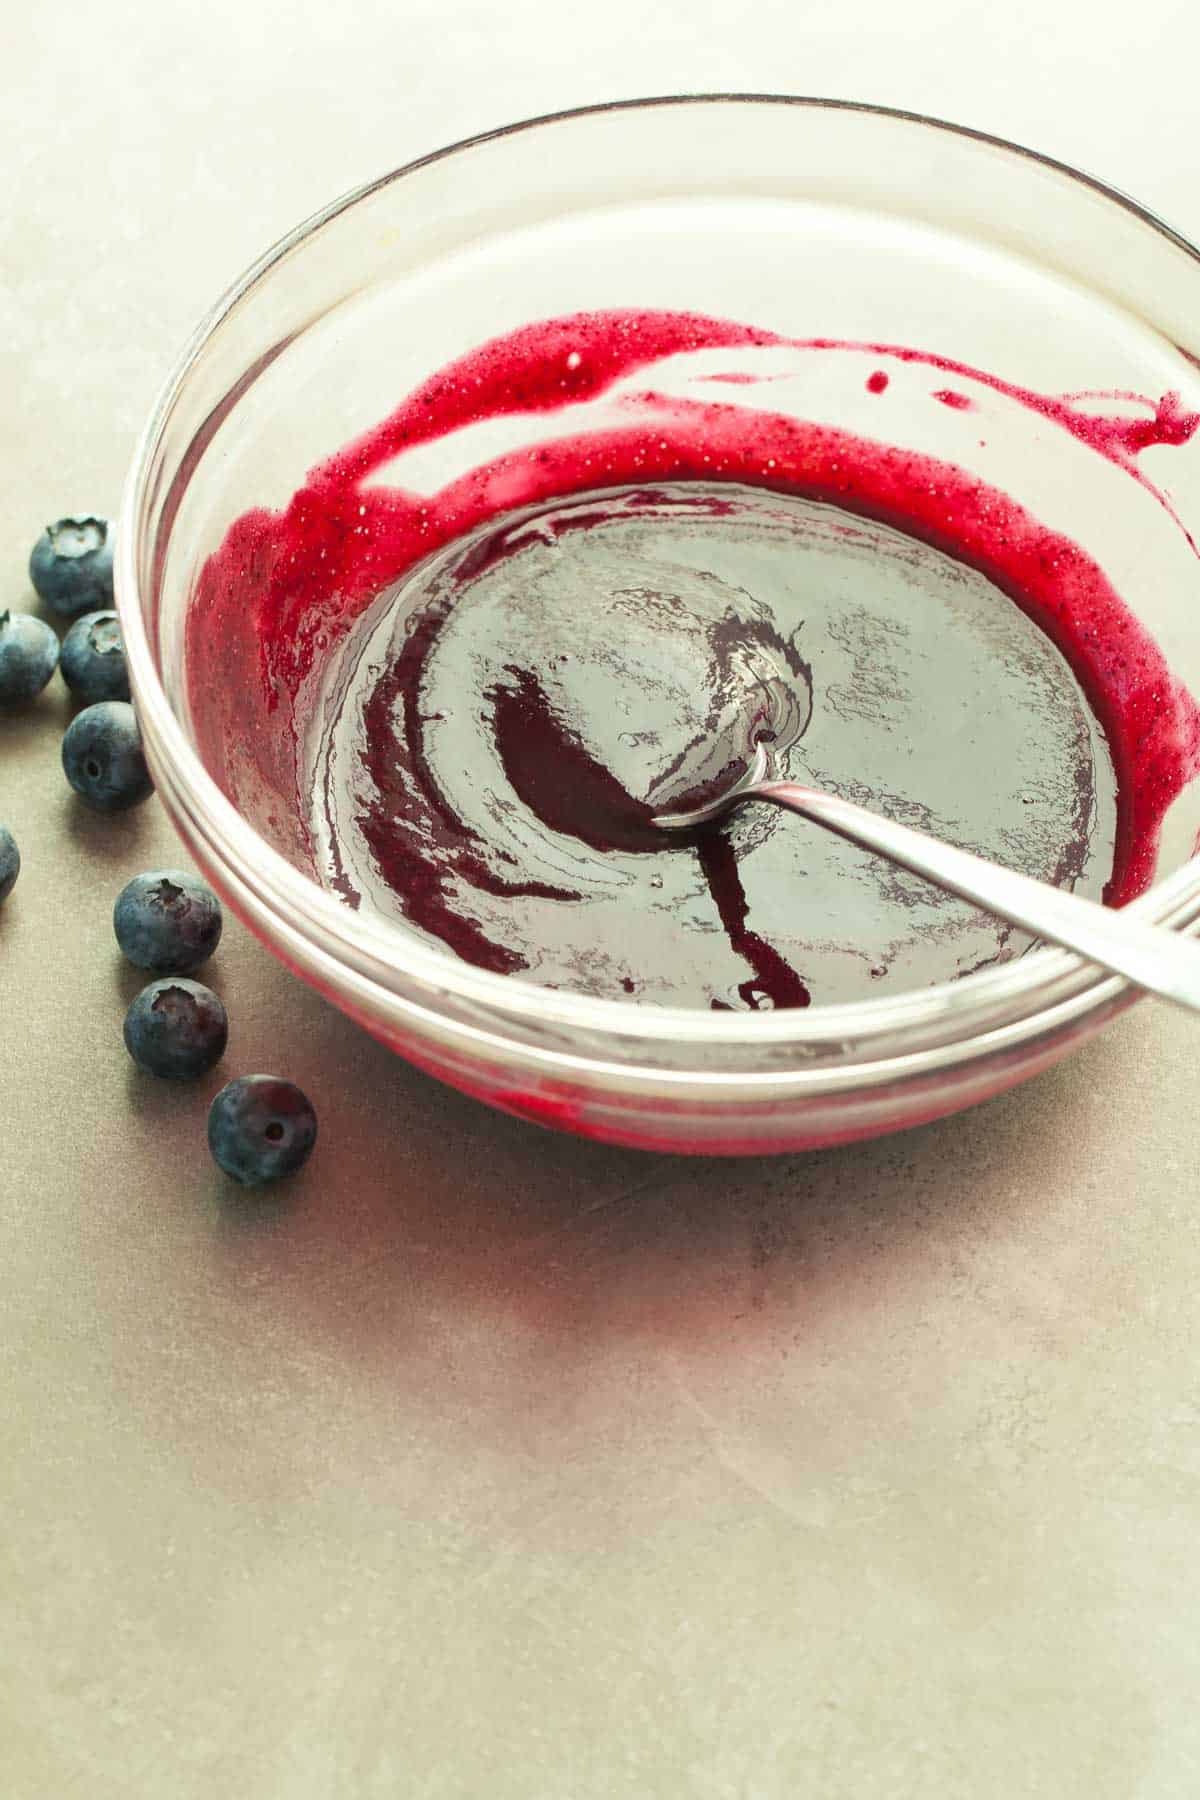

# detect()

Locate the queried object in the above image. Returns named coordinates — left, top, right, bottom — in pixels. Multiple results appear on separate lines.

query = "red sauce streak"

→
left=803, top=336, right=1200, bottom=537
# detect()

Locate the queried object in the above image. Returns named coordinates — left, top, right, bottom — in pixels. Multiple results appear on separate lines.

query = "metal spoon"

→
left=654, top=742, right=1200, bottom=1011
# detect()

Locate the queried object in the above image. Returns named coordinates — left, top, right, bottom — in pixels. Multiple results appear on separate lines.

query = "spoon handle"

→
left=755, top=781, right=1200, bottom=1012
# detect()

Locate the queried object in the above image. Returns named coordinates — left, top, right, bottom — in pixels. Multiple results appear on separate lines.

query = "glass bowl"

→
left=117, top=95, right=1200, bottom=1154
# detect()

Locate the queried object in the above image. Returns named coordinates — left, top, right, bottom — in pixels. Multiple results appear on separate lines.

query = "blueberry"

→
left=114, top=868, right=223, bottom=973
left=29, top=517, right=114, bottom=618
left=0, top=825, right=19, bottom=902
left=60, top=611, right=130, bottom=704
left=207, top=1076, right=317, bottom=1186
left=124, top=978, right=228, bottom=1081
left=62, top=701, right=153, bottom=811
left=0, top=609, right=59, bottom=704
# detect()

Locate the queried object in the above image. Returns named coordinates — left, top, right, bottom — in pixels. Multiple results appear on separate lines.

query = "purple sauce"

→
left=186, top=310, right=1200, bottom=1010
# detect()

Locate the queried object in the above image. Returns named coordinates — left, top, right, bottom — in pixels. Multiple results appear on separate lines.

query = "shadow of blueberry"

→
left=123, top=1063, right=226, bottom=1143
left=113, top=951, right=228, bottom=1008
left=63, top=790, right=154, bottom=862
left=0, top=684, right=70, bottom=737
left=208, top=1173, right=302, bottom=1220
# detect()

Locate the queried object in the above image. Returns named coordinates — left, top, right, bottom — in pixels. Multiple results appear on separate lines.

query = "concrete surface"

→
left=3, top=1, right=1200, bottom=1794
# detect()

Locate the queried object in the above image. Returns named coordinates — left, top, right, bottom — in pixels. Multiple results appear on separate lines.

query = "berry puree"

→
left=187, top=310, right=1200, bottom=1010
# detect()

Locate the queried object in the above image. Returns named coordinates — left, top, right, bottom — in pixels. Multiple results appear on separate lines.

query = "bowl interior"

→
left=133, top=99, right=1200, bottom=1024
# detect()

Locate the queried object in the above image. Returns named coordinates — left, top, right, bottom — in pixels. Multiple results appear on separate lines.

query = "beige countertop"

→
left=4, top=2, right=1200, bottom=1794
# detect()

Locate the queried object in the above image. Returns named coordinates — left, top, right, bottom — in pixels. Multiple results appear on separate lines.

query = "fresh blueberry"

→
left=29, top=517, right=115, bottom=618
left=62, top=701, right=153, bottom=811
left=114, top=868, right=223, bottom=973
left=124, top=978, right=228, bottom=1081
left=60, top=611, right=130, bottom=704
left=0, top=825, right=19, bottom=902
left=0, top=609, right=59, bottom=704
left=207, top=1076, right=317, bottom=1186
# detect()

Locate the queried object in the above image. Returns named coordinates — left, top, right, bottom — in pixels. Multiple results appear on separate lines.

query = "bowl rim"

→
left=117, top=92, right=1200, bottom=1060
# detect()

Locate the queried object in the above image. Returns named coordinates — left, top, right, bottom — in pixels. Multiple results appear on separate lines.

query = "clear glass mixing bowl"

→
left=117, top=96, right=1200, bottom=1153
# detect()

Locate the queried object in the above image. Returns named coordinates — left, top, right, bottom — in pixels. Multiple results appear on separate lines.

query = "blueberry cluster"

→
left=4, top=516, right=318, bottom=1186
left=2, top=516, right=151, bottom=810
left=113, top=869, right=317, bottom=1183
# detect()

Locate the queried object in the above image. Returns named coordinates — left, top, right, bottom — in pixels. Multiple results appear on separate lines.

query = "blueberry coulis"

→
left=186, top=310, right=1200, bottom=1010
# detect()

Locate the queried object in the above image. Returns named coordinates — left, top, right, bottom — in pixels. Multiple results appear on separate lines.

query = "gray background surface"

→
left=3, top=2, right=1199, bottom=1794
